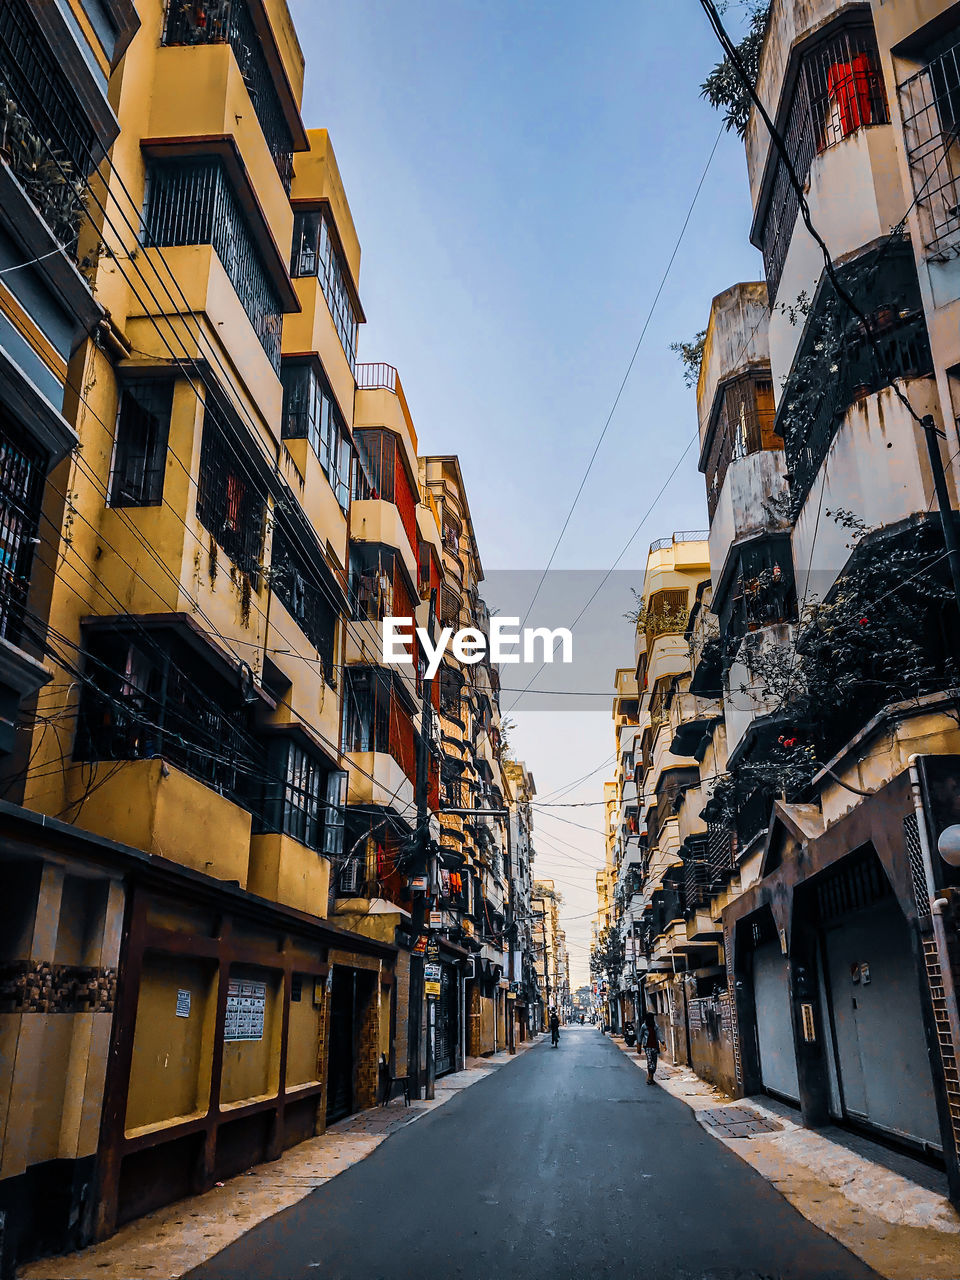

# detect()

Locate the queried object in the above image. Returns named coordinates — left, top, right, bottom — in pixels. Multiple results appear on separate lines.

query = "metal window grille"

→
left=0, top=416, right=45, bottom=646
left=758, top=22, right=889, bottom=300
left=290, top=209, right=359, bottom=368
left=777, top=242, right=932, bottom=514
left=271, top=524, right=337, bottom=681
left=904, top=812, right=933, bottom=916
left=899, top=32, right=960, bottom=261
left=0, top=0, right=99, bottom=256
left=704, top=375, right=777, bottom=520
left=343, top=665, right=392, bottom=755
left=644, top=588, right=689, bottom=649
left=353, top=429, right=418, bottom=554
left=707, top=821, right=736, bottom=888
left=77, top=631, right=258, bottom=803
left=144, top=157, right=283, bottom=370
left=196, top=396, right=266, bottom=581
left=349, top=544, right=415, bottom=624
left=718, top=537, right=796, bottom=649
left=110, top=380, right=174, bottom=507
left=439, top=585, right=461, bottom=628
left=813, top=846, right=892, bottom=923
left=162, top=0, right=294, bottom=192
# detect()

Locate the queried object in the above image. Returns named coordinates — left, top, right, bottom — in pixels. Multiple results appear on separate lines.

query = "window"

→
left=716, top=536, right=796, bottom=650
left=353, top=429, right=418, bottom=554
left=349, top=543, right=417, bottom=625
left=0, top=414, right=45, bottom=646
left=702, top=374, right=777, bottom=520
left=291, top=209, right=360, bottom=368
left=280, top=362, right=352, bottom=510
left=342, top=665, right=417, bottom=782
left=270, top=524, right=338, bottom=683
left=899, top=29, right=960, bottom=259
left=196, top=397, right=267, bottom=581
left=110, top=380, right=174, bottom=507
left=259, top=739, right=347, bottom=855
left=76, top=629, right=258, bottom=803
left=144, top=158, right=284, bottom=369
left=757, top=20, right=889, bottom=299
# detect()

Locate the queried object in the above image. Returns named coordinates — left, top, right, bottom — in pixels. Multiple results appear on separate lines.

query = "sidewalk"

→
left=20, top=1039, right=541, bottom=1280
left=610, top=1035, right=960, bottom=1280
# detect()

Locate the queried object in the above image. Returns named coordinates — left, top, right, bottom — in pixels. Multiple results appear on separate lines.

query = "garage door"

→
left=753, top=939, right=800, bottom=1103
left=822, top=897, right=940, bottom=1148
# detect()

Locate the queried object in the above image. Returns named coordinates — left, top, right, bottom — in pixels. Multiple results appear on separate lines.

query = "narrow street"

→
left=188, top=1029, right=878, bottom=1280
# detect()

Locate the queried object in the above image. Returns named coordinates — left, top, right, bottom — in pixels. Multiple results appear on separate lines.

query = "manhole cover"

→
left=699, top=1107, right=783, bottom=1138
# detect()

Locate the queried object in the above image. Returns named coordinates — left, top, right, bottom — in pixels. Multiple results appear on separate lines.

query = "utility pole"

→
left=414, top=589, right=438, bottom=1100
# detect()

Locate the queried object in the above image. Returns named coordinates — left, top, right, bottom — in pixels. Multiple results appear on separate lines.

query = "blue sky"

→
left=290, top=0, right=763, bottom=981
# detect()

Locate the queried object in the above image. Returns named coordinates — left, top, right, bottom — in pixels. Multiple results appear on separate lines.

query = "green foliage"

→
left=710, top=514, right=956, bottom=822
left=590, top=925, right=624, bottom=992
left=670, top=330, right=707, bottom=389
left=700, top=3, right=772, bottom=138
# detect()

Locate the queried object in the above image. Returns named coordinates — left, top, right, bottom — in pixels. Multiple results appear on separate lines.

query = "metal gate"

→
left=821, top=895, right=941, bottom=1147
left=435, top=964, right=458, bottom=1076
left=752, top=939, right=801, bottom=1103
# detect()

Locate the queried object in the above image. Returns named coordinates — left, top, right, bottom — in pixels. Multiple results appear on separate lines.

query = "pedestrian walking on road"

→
left=639, top=1011, right=664, bottom=1085
left=550, top=1011, right=560, bottom=1047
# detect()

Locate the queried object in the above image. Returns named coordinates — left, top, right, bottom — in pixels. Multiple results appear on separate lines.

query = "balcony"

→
left=668, top=688, right=722, bottom=758
left=0, top=0, right=100, bottom=265
left=776, top=245, right=932, bottom=517
left=162, top=0, right=295, bottom=193
left=753, top=18, right=890, bottom=301
left=144, top=156, right=286, bottom=370
left=342, top=666, right=418, bottom=790
left=353, top=427, right=418, bottom=559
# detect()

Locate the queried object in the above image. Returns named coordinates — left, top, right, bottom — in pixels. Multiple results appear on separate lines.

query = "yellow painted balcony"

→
left=148, top=43, right=294, bottom=254
left=66, top=758, right=252, bottom=885
left=248, top=832, right=330, bottom=916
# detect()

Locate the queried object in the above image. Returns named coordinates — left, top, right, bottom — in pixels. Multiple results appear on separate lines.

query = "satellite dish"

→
left=938, top=825, right=960, bottom=867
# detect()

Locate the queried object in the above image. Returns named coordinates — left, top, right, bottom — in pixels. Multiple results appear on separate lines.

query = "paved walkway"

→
left=184, top=1027, right=880, bottom=1280
left=20, top=1044, right=536, bottom=1280
left=607, top=1036, right=960, bottom=1280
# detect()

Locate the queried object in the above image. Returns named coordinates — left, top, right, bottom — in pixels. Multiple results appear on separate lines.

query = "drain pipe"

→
left=908, top=755, right=960, bottom=1062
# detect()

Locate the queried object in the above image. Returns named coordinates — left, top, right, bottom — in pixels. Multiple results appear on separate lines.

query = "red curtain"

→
left=828, top=54, right=874, bottom=137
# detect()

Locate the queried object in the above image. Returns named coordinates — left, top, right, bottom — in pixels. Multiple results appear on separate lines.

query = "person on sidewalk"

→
left=638, top=1011, right=664, bottom=1085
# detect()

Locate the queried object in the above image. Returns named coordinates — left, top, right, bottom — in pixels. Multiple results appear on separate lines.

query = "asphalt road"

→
left=188, top=1028, right=880, bottom=1280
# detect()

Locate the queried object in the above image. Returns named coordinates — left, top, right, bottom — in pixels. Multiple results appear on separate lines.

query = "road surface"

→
left=188, top=1027, right=879, bottom=1280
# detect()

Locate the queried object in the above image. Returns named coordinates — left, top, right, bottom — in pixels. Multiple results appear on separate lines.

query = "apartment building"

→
left=595, top=0, right=960, bottom=1206
left=0, top=3, right=540, bottom=1271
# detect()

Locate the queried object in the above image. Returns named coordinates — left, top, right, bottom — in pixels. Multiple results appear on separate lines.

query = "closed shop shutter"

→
left=753, top=939, right=801, bottom=1103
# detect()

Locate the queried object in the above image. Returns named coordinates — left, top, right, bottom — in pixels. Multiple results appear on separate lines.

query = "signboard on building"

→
left=224, top=978, right=266, bottom=1042
left=413, top=935, right=427, bottom=956
left=176, top=990, right=191, bottom=1018
left=429, top=911, right=442, bottom=928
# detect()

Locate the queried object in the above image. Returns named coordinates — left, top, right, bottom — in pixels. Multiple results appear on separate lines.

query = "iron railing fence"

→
left=162, top=0, right=294, bottom=192
left=758, top=21, right=889, bottom=300
left=145, top=157, right=283, bottom=369
left=0, top=416, right=45, bottom=647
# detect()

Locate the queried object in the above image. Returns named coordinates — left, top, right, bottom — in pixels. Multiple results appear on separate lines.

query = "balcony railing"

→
left=649, top=530, right=709, bottom=553
left=757, top=20, right=889, bottom=300
left=0, top=416, right=45, bottom=647
left=0, top=0, right=99, bottom=260
left=899, top=36, right=960, bottom=261
left=145, top=157, right=284, bottom=370
left=162, top=0, right=294, bottom=193
left=342, top=666, right=417, bottom=784
left=355, top=363, right=399, bottom=393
